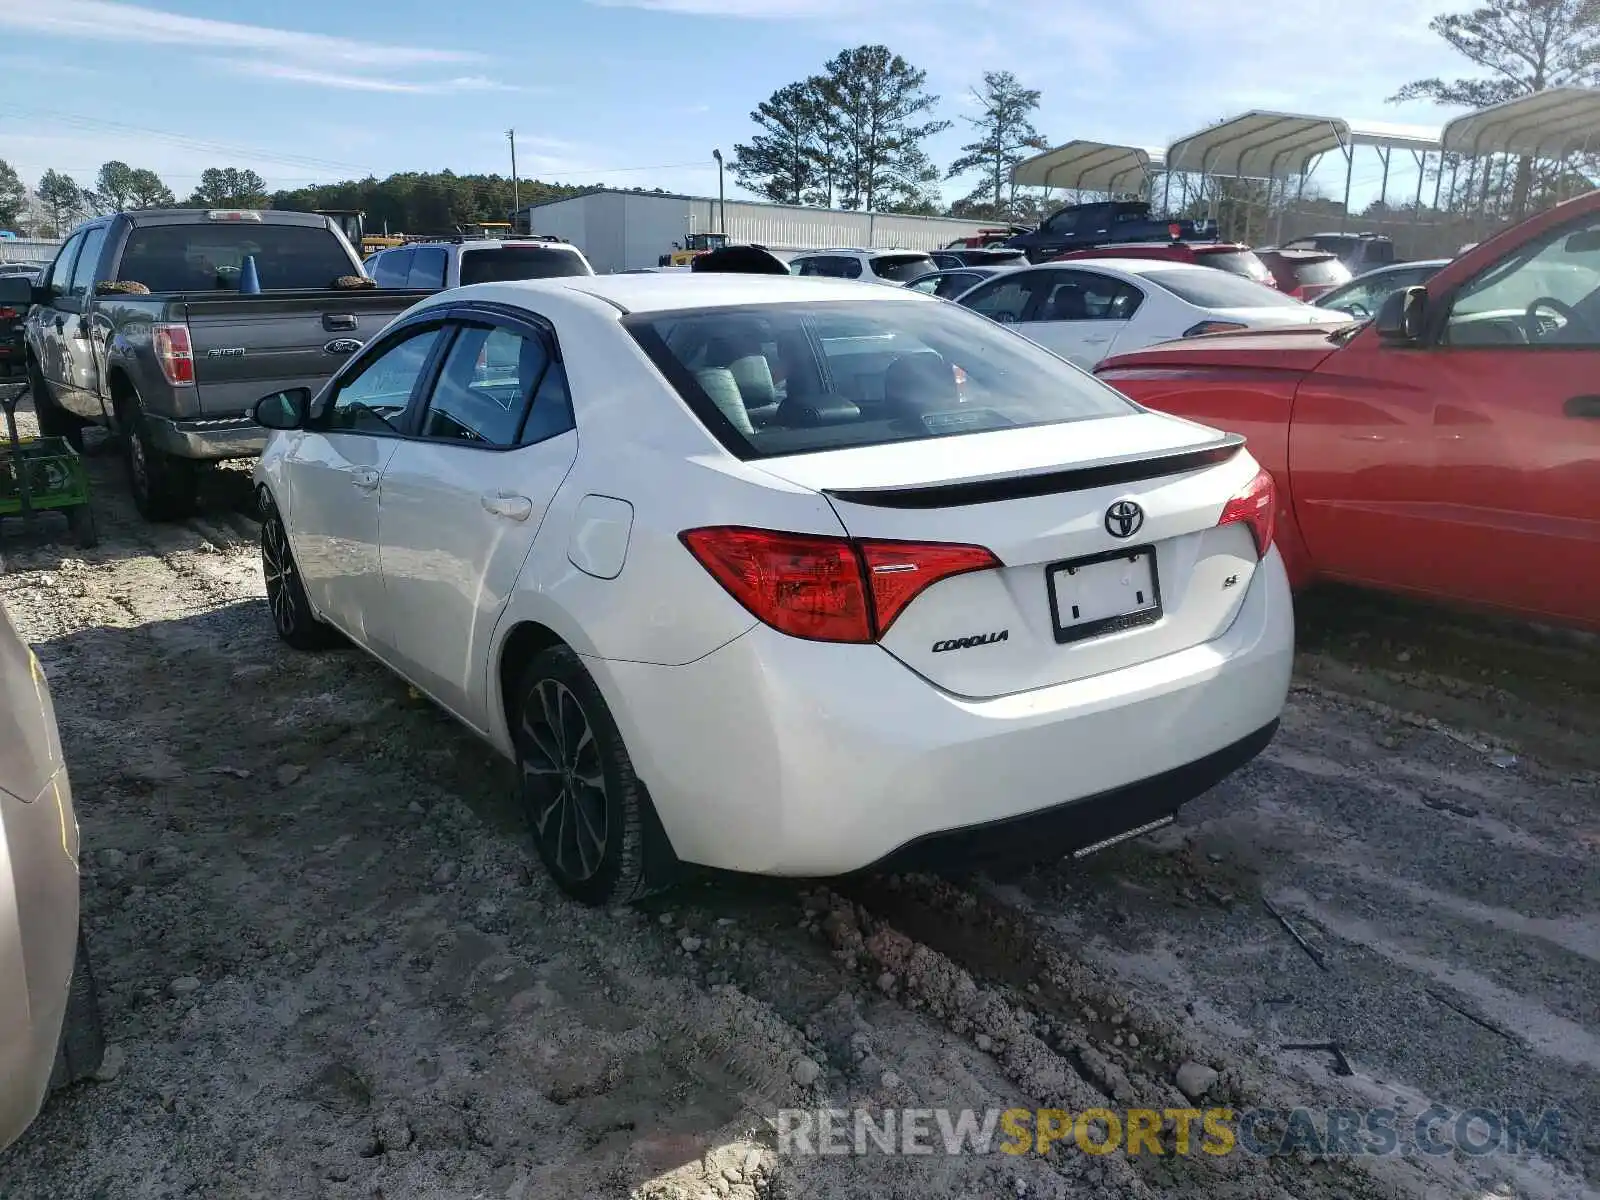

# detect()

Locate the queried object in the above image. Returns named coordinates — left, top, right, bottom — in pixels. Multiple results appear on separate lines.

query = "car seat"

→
left=1047, top=287, right=1089, bottom=321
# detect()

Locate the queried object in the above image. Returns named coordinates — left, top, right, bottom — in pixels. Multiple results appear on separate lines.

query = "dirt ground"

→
left=0, top=413, right=1595, bottom=1200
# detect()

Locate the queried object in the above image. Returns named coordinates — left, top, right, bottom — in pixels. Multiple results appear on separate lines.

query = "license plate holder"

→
left=1046, top=545, right=1162, bottom=644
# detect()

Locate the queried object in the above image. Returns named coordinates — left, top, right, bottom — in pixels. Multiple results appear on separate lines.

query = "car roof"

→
left=442, top=272, right=938, bottom=316
left=1030, top=258, right=1226, bottom=278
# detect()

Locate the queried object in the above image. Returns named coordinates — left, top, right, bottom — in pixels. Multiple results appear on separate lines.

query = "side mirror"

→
left=1375, top=286, right=1427, bottom=344
left=253, top=387, right=311, bottom=431
left=0, top=276, right=33, bottom=307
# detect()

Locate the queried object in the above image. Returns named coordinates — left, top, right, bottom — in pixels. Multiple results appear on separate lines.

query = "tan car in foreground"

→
left=0, top=597, right=102, bottom=1151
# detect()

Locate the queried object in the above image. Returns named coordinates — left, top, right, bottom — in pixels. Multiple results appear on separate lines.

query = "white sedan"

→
left=954, top=258, right=1352, bottom=369
left=251, top=273, right=1293, bottom=905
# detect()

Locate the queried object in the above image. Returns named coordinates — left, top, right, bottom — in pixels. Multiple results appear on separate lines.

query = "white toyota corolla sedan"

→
left=251, top=273, right=1294, bottom=906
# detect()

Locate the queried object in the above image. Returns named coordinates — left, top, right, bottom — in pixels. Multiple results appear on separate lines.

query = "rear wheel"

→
left=48, top=927, right=104, bottom=1089
left=66, top=503, right=97, bottom=549
left=26, top=361, right=87, bottom=451
left=117, top=388, right=195, bottom=521
left=260, top=492, right=341, bottom=651
left=512, top=646, right=676, bottom=906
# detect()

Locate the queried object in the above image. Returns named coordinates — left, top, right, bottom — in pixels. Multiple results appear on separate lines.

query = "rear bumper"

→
left=0, top=769, right=80, bottom=1151
left=144, top=413, right=268, bottom=461
left=594, top=547, right=1295, bottom=877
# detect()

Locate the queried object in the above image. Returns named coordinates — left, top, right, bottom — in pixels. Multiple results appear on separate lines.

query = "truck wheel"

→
left=48, top=926, right=105, bottom=1089
left=118, top=389, right=196, bottom=521
left=66, top=503, right=98, bottom=550
left=26, top=361, right=86, bottom=451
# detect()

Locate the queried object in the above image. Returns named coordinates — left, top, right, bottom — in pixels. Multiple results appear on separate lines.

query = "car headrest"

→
left=727, top=355, right=777, bottom=409
left=693, top=367, right=755, bottom=435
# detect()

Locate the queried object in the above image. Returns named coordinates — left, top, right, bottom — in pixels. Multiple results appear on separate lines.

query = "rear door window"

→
left=1035, top=271, right=1144, bottom=321
left=68, top=225, right=107, bottom=299
left=407, top=246, right=448, bottom=289
left=370, top=250, right=414, bottom=287
left=933, top=272, right=981, bottom=298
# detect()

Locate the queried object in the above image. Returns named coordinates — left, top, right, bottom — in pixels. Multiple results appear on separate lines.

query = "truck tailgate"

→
left=181, top=290, right=433, bottom=415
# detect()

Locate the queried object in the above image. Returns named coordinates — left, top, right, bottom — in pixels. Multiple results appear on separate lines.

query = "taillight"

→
left=152, top=323, right=194, bottom=386
left=1183, top=320, right=1248, bottom=337
left=679, top=526, right=1001, bottom=643
left=1217, top=468, right=1276, bottom=559
left=0, top=306, right=16, bottom=319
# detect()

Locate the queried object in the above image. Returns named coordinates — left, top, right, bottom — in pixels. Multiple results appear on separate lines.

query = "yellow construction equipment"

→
left=659, top=232, right=730, bottom=267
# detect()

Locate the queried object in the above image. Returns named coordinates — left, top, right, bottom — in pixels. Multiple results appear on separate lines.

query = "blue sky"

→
left=2, top=0, right=1477, bottom=210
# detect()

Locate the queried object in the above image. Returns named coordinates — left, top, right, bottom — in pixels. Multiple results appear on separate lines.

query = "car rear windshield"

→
left=116, top=223, right=354, bottom=292
left=1195, top=248, right=1275, bottom=285
left=460, top=246, right=590, bottom=285
left=870, top=254, right=937, bottom=283
left=625, top=299, right=1136, bottom=460
left=1139, top=268, right=1305, bottom=309
left=1290, top=258, right=1354, bottom=286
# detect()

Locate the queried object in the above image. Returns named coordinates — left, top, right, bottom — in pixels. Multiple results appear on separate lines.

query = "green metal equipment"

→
left=0, top=382, right=97, bottom=548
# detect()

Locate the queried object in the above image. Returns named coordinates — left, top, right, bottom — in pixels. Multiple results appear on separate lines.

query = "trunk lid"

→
left=1095, top=325, right=1349, bottom=378
left=754, top=413, right=1266, bottom=698
left=181, top=290, right=430, bottom=415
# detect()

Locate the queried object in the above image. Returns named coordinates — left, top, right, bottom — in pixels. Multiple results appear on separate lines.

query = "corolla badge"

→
left=323, top=337, right=363, bottom=355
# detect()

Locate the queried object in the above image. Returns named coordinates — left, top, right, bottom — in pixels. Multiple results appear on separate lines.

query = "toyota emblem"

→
left=1104, top=499, right=1145, bottom=539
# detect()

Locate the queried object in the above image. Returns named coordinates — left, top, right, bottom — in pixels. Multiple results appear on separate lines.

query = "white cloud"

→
left=227, top=62, right=526, bottom=95
left=0, top=0, right=480, bottom=66
left=588, top=0, right=868, bottom=14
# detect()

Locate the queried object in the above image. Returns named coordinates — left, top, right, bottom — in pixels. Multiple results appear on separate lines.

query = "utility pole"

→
left=507, top=128, right=520, bottom=230
left=712, top=148, right=725, bottom=235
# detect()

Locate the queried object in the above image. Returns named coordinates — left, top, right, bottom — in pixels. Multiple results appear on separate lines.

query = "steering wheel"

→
left=1524, top=296, right=1595, bottom=343
left=1340, top=301, right=1370, bottom=320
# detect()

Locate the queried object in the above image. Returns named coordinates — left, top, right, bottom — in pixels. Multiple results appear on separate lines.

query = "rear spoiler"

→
left=824, top=435, right=1245, bottom=509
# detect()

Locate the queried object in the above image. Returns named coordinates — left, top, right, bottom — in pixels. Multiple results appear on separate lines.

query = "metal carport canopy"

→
left=1442, top=86, right=1600, bottom=158
left=1164, top=111, right=1348, bottom=180
left=1011, top=141, right=1164, bottom=191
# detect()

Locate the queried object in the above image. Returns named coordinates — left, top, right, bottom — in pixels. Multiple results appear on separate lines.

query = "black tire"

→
left=66, top=502, right=97, bottom=549
left=511, top=645, right=677, bottom=906
left=259, top=492, right=341, bottom=651
left=117, top=388, right=196, bottom=521
left=26, top=360, right=86, bottom=451
left=48, top=927, right=105, bottom=1089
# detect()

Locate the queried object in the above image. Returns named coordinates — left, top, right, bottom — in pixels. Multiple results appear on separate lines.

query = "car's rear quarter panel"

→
left=1095, top=364, right=1316, bottom=586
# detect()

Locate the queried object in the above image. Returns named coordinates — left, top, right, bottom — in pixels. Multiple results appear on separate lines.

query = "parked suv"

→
left=787, top=249, right=937, bottom=285
left=1, top=598, right=103, bottom=1151
left=365, top=237, right=592, bottom=290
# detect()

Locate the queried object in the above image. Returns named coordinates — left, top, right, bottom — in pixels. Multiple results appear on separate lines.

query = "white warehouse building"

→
left=515, top=188, right=999, bottom=273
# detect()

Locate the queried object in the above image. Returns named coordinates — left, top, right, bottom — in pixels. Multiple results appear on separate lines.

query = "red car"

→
left=1256, top=249, right=1353, bottom=301
left=1094, top=190, right=1600, bottom=633
left=1052, top=241, right=1279, bottom=289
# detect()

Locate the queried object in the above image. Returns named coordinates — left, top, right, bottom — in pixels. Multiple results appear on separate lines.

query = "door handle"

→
left=323, top=313, right=358, bottom=332
left=481, top=491, right=533, bottom=521
left=1564, top=395, right=1600, bottom=419
left=350, top=467, right=381, bottom=491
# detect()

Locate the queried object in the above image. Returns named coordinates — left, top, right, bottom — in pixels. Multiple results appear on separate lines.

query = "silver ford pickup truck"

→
left=23, top=209, right=433, bottom=520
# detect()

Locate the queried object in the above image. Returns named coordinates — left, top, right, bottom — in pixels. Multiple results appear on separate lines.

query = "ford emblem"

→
left=324, top=337, right=363, bottom=355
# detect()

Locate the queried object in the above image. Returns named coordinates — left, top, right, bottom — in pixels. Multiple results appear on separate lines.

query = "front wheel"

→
left=27, top=361, right=86, bottom=451
left=512, top=646, right=676, bottom=906
left=48, top=927, right=104, bottom=1089
left=260, top=494, right=341, bottom=651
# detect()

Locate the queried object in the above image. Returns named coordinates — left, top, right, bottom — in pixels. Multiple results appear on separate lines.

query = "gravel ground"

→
left=0, top=411, right=1594, bottom=1199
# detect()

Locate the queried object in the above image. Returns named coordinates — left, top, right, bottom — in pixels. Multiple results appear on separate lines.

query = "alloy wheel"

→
left=262, top=515, right=297, bottom=636
left=521, top=679, right=608, bottom=881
